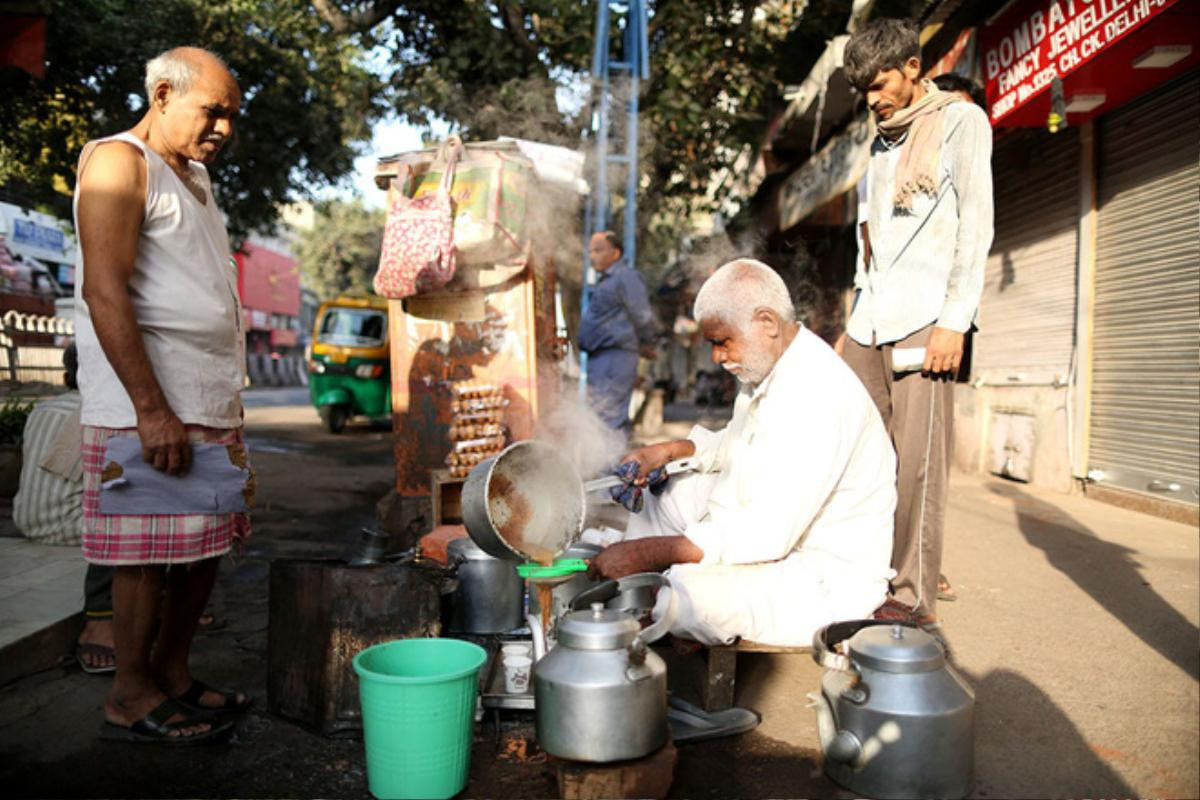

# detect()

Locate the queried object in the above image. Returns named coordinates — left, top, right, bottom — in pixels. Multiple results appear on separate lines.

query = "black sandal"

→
left=99, top=698, right=231, bottom=745
left=175, top=679, right=253, bottom=715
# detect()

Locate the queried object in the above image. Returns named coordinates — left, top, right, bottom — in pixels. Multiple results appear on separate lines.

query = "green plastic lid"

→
left=516, top=559, right=590, bottom=579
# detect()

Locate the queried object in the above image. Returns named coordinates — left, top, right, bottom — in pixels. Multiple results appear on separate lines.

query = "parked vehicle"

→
left=308, top=295, right=390, bottom=433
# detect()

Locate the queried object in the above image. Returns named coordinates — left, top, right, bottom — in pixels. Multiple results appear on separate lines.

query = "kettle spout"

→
left=807, top=691, right=861, bottom=765
left=528, top=613, right=547, bottom=662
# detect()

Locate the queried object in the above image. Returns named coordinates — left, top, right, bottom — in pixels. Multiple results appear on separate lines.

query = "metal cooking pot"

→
left=810, top=619, right=974, bottom=800
left=461, top=440, right=585, bottom=562
left=534, top=573, right=677, bottom=763
left=445, top=538, right=524, bottom=634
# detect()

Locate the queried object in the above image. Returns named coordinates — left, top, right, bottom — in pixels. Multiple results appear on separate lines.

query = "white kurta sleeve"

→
left=683, top=390, right=865, bottom=566
left=687, top=423, right=725, bottom=473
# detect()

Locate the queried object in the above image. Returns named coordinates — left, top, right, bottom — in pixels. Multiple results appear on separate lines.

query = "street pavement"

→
left=0, top=387, right=1196, bottom=798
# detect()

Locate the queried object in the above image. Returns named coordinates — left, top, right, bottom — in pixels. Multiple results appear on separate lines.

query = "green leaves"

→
left=293, top=199, right=386, bottom=300
left=0, top=0, right=383, bottom=237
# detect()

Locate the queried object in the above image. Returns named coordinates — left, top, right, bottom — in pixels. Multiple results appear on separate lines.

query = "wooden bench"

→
left=701, top=640, right=812, bottom=712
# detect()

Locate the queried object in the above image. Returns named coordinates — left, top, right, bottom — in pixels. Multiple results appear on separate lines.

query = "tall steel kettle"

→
left=534, top=573, right=677, bottom=763
left=810, top=620, right=974, bottom=800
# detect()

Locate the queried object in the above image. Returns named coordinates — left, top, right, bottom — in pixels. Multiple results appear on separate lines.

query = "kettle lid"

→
left=558, top=603, right=641, bottom=650
left=849, top=623, right=944, bottom=673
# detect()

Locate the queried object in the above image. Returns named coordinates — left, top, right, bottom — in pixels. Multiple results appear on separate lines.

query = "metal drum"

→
left=445, top=538, right=524, bottom=634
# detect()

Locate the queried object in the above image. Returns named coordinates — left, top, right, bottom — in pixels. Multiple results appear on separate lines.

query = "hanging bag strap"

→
left=435, top=135, right=464, bottom=203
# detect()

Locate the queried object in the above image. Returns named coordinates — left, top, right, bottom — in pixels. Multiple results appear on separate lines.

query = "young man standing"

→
left=840, top=18, right=994, bottom=626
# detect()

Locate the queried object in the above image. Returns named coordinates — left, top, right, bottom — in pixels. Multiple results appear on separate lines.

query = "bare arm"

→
left=590, top=536, right=703, bottom=580
left=620, top=438, right=696, bottom=484
left=77, top=141, right=191, bottom=474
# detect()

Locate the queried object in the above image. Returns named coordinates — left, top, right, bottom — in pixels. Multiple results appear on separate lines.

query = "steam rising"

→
left=533, top=390, right=628, bottom=482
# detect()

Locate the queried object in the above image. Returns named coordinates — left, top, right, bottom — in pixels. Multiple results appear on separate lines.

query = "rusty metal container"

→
left=267, top=558, right=441, bottom=736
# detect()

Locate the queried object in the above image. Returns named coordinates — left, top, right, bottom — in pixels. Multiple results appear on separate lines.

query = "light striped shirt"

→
left=848, top=102, right=994, bottom=345
left=13, top=391, right=84, bottom=546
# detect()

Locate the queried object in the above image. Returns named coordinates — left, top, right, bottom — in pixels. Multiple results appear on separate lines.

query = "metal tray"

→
left=480, top=640, right=535, bottom=711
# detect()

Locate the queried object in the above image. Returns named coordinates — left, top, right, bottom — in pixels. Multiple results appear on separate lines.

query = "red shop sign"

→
left=981, top=0, right=1180, bottom=125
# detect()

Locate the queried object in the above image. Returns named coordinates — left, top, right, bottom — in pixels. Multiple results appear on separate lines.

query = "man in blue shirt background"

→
left=577, top=231, right=658, bottom=431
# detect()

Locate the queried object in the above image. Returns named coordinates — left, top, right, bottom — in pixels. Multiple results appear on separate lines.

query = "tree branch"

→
left=497, top=0, right=541, bottom=66
left=311, top=0, right=402, bottom=35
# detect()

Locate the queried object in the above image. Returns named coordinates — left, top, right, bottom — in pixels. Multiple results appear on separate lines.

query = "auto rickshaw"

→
left=308, top=295, right=391, bottom=433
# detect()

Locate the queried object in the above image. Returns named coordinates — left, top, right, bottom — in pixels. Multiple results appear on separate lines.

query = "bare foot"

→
left=77, top=619, right=116, bottom=671
left=106, top=687, right=212, bottom=738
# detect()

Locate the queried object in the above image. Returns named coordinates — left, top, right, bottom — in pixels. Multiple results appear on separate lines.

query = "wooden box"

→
left=266, top=558, right=442, bottom=736
left=431, top=468, right=466, bottom=526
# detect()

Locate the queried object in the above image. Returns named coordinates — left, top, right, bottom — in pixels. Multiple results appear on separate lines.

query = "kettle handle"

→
left=812, top=619, right=917, bottom=672
left=633, top=573, right=676, bottom=646
left=567, top=572, right=677, bottom=645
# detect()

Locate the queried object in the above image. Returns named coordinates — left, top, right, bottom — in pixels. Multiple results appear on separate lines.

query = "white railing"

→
left=0, top=310, right=73, bottom=384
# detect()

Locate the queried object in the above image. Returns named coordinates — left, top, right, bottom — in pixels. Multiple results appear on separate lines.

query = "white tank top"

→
left=73, top=132, right=245, bottom=429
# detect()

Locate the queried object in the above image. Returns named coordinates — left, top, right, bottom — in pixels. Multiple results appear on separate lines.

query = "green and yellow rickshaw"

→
left=308, top=295, right=390, bottom=433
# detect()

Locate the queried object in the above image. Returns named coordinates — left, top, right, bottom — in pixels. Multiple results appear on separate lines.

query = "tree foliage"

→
left=309, top=0, right=851, bottom=271
left=293, top=199, right=385, bottom=299
left=0, top=0, right=384, bottom=238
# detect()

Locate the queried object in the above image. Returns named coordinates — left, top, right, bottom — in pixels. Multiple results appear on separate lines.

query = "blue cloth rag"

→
left=608, top=460, right=670, bottom=513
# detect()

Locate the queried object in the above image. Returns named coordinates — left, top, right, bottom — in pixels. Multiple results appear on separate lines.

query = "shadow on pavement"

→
left=988, top=480, right=1200, bottom=682
left=963, top=666, right=1137, bottom=799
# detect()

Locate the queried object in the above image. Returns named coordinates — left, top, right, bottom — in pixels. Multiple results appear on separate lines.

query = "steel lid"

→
left=849, top=623, right=945, bottom=673
left=557, top=603, right=641, bottom=650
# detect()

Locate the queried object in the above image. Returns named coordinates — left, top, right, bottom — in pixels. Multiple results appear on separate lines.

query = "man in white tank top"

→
left=74, top=47, right=250, bottom=744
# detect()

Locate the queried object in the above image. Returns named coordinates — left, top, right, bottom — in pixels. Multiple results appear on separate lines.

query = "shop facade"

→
left=760, top=0, right=1199, bottom=515
left=959, top=0, right=1198, bottom=513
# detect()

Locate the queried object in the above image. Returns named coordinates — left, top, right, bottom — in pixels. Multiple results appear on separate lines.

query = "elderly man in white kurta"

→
left=589, top=259, right=897, bottom=646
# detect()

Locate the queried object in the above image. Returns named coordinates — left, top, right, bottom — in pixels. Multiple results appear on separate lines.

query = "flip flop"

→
left=76, top=643, right=117, bottom=675
left=99, top=698, right=232, bottom=745
left=667, top=696, right=761, bottom=743
left=174, top=679, right=253, bottom=715
left=937, top=574, right=957, bottom=602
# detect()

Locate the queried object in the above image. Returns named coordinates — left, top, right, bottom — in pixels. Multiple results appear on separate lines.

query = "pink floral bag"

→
left=373, top=138, right=463, bottom=299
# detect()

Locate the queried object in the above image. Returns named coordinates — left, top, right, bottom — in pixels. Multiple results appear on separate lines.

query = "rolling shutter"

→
left=973, top=127, right=1080, bottom=383
left=1089, top=72, right=1200, bottom=505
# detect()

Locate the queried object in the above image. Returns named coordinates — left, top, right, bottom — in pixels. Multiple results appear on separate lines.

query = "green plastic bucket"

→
left=353, top=638, right=487, bottom=799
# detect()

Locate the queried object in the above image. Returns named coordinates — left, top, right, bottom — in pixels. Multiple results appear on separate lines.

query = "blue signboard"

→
left=12, top=218, right=65, bottom=253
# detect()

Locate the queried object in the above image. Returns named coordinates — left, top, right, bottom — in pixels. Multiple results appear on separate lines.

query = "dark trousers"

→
left=84, top=563, right=113, bottom=618
left=587, top=348, right=640, bottom=431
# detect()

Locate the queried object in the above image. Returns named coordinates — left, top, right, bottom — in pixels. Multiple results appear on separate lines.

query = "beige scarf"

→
left=876, top=80, right=962, bottom=212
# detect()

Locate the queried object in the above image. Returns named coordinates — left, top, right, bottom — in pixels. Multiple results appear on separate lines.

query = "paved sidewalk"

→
left=0, top=514, right=86, bottom=687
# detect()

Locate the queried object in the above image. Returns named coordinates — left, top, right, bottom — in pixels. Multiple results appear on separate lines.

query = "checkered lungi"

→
left=81, top=425, right=251, bottom=566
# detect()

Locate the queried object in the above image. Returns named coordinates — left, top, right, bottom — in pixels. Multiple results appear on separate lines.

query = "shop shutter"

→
left=973, top=127, right=1080, bottom=382
left=1089, top=72, right=1200, bottom=505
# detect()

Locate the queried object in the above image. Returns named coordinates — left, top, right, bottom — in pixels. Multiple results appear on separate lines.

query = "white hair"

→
left=693, top=258, right=796, bottom=329
left=144, top=48, right=226, bottom=103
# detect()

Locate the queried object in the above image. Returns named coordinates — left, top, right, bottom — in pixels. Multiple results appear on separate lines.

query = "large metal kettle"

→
left=810, top=619, right=974, bottom=800
left=534, top=573, right=677, bottom=763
